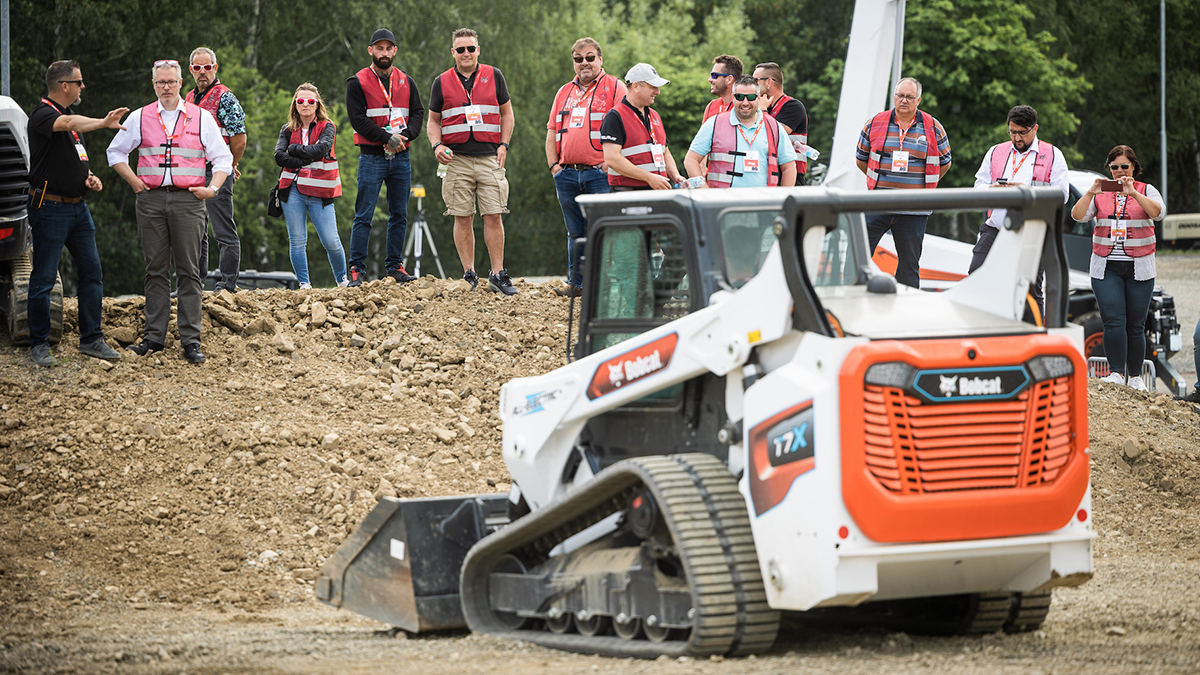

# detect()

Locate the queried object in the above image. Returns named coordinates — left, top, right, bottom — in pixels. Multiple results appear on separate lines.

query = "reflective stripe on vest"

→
left=865, top=109, right=941, bottom=189
left=439, top=65, right=502, bottom=145
left=185, top=82, right=232, bottom=144
left=278, top=120, right=342, bottom=199
left=766, top=94, right=807, bottom=173
left=1092, top=182, right=1155, bottom=258
left=552, top=72, right=619, bottom=155
left=135, top=102, right=207, bottom=188
left=606, top=103, right=668, bottom=188
left=987, top=141, right=1055, bottom=186
left=353, top=67, right=411, bottom=146
left=705, top=113, right=781, bottom=188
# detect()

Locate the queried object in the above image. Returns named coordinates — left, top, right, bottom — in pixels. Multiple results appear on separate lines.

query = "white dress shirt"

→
left=106, top=99, right=234, bottom=184
left=973, top=137, right=1069, bottom=230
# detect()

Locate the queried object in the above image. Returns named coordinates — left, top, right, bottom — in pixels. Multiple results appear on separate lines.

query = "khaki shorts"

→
left=442, top=153, right=509, bottom=217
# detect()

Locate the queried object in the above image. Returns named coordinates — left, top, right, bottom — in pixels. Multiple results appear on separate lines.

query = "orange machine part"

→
left=871, top=248, right=967, bottom=283
left=841, top=335, right=1089, bottom=543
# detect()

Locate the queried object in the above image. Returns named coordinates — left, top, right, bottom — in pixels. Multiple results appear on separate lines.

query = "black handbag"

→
left=267, top=184, right=283, bottom=218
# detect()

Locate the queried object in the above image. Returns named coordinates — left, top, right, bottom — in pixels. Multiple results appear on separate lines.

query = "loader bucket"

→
left=315, top=493, right=510, bottom=632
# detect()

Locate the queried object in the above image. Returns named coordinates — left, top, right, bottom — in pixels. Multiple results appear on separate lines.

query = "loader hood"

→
left=818, top=286, right=1038, bottom=340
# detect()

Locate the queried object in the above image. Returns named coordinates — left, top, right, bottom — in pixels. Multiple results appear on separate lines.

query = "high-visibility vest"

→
left=705, top=112, right=781, bottom=188
left=277, top=120, right=342, bottom=198
left=1092, top=181, right=1156, bottom=258
left=703, top=98, right=733, bottom=123
left=606, top=102, right=668, bottom=188
left=552, top=71, right=619, bottom=155
left=135, top=102, right=207, bottom=189
left=865, top=109, right=941, bottom=190
left=987, top=140, right=1056, bottom=185
left=766, top=94, right=807, bottom=173
left=439, top=65, right=501, bottom=145
left=353, top=67, right=411, bottom=146
left=185, top=81, right=234, bottom=145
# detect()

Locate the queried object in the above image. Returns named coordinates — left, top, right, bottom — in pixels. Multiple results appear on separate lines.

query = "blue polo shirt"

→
left=689, top=110, right=797, bottom=188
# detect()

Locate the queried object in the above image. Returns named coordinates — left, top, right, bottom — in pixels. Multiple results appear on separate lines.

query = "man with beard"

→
left=345, top=28, right=425, bottom=286
left=545, top=37, right=625, bottom=297
left=752, top=61, right=810, bottom=181
left=683, top=76, right=797, bottom=188
left=185, top=47, right=246, bottom=293
left=25, top=59, right=127, bottom=367
left=970, top=105, right=1068, bottom=312
left=702, top=55, right=742, bottom=122
left=600, top=63, right=684, bottom=191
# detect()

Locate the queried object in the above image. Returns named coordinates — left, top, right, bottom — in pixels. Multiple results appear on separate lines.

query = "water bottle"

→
left=437, top=163, right=448, bottom=180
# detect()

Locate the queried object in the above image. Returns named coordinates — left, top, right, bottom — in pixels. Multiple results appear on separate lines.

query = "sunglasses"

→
left=295, top=98, right=317, bottom=105
left=733, top=92, right=758, bottom=101
left=710, top=71, right=733, bottom=79
left=190, top=63, right=216, bottom=72
left=154, top=59, right=179, bottom=67
left=59, top=79, right=84, bottom=86
left=1109, top=163, right=1131, bottom=171
left=454, top=45, right=477, bottom=54
left=573, top=54, right=598, bottom=63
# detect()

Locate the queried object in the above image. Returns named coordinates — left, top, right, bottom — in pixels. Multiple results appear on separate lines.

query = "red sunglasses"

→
left=295, top=98, right=318, bottom=105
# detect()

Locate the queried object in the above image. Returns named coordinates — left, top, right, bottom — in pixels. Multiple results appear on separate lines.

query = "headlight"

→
left=864, top=362, right=915, bottom=389
left=1026, top=355, right=1074, bottom=381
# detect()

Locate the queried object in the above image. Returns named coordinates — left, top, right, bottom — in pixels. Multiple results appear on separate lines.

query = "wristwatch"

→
left=500, top=142, right=510, bottom=148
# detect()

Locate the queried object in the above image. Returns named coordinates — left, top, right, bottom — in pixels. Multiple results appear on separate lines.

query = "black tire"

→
left=2, top=248, right=64, bottom=346
left=1075, top=310, right=1105, bottom=359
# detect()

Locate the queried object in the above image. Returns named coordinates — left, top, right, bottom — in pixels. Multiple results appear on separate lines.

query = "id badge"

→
left=569, top=106, right=587, bottom=129
left=1113, top=222, right=1127, bottom=242
left=389, top=111, right=407, bottom=135
left=743, top=150, right=761, bottom=173
left=650, top=144, right=666, bottom=171
left=74, top=143, right=89, bottom=162
left=891, top=150, right=910, bottom=173
left=465, top=105, right=484, bottom=126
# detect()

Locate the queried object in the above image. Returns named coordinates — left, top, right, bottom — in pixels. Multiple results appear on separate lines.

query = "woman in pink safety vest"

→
left=274, top=83, right=347, bottom=289
left=1071, top=144, right=1166, bottom=390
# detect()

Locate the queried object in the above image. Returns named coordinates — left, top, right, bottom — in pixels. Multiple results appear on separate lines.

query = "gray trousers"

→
left=137, top=189, right=206, bottom=347
left=199, top=170, right=240, bottom=290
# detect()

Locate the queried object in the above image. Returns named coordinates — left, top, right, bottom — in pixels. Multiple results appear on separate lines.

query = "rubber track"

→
left=968, top=591, right=1052, bottom=634
left=4, top=246, right=63, bottom=346
left=460, top=453, right=780, bottom=658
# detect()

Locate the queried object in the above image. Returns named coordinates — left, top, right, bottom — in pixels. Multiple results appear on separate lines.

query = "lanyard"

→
left=736, top=119, right=762, bottom=148
left=717, top=99, right=734, bottom=115
left=156, top=106, right=184, bottom=145
left=41, top=98, right=82, bottom=144
left=452, top=68, right=478, bottom=105
left=1008, top=146, right=1033, bottom=179
left=372, top=69, right=398, bottom=110
left=1114, top=193, right=1129, bottom=220
left=896, top=114, right=917, bottom=144
left=567, top=78, right=599, bottom=109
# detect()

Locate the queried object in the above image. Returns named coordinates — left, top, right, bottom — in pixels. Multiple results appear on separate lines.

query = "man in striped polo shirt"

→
left=854, top=77, right=951, bottom=288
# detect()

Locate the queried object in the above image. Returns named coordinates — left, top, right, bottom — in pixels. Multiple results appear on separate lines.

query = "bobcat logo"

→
left=607, top=362, right=625, bottom=388
left=939, top=374, right=958, bottom=397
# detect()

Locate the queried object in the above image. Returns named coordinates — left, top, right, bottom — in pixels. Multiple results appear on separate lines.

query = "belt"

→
left=32, top=189, right=83, bottom=205
left=155, top=186, right=187, bottom=192
left=562, top=163, right=600, bottom=171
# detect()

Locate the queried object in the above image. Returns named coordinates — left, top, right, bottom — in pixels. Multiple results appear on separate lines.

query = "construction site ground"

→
left=1, top=256, right=1199, bottom=674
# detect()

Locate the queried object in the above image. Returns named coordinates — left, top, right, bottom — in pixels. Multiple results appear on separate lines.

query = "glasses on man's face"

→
left=454, top=45, right=477, bottom=54
left=894, top=93, right=918, bottom=102
left=1109, top=163, right=1131, bottom=171
left=190, top=63, right=216, bottom=72
left=733, top=92, right=758, bottom=102
left=754, top=76, right=772, bottom=83
left=59, top=80, right=84, bottom=86
left=573, top=54, right=598, bottom=64
left=295, top=98, right=317, bottom=106
left=1008, top=127, right=1033, bottom=137
left=709, top=71, right=732, bottom=80
left=153, top=79, right=180, bottom=88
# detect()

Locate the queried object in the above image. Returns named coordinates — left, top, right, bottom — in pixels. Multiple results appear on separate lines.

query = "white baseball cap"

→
left=624, top=63, right=669, bottom=87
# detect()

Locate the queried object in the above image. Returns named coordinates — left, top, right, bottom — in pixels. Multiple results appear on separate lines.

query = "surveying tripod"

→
left=403, top=184, right=446, bottom=279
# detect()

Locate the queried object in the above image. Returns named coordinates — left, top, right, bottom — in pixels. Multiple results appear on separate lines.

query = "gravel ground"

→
left=1158, top=254, right=1200, bottom=392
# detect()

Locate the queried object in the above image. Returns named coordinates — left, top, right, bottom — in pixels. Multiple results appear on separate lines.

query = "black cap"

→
left=370, top=29, right=396, bottom=46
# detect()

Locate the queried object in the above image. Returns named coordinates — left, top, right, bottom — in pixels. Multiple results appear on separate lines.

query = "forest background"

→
left=10, top=0, right=1200, bottom=292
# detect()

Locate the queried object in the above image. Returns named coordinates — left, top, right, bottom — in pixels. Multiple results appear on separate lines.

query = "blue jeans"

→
left=866, top=212, right=928, bottom=288
left=350, top=151, right=410, bottom=272
left=553, top=167, right=609, bottom=288
left=1091, top=260, right=1155, bottom=376
left=282, top=185, right=347, bottom=286
left=27, top=197, right=104, bottom=346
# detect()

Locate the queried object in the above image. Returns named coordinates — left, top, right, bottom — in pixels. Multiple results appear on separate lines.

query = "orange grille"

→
left=862, top=376, right=1074, bottom=494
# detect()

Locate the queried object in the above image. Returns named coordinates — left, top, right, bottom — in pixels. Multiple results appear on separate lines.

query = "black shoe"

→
left=183, top=343, right=206, bottom=364
left=127, top=339, right=165, bottom=356
left=1178, top=388, right=1200, bottom=404
left=30, top=343, right=57, bottom=368
left=347, top=265, right=366, bottom=288
left=387, top=265, right=416, bottom=283
left=488, top=269, right=519, bottom=296
left=78, top=338, right=122, bottom=361
left=463, top=269, right=479, bottom=291
left=554, top=284, right=581, bottom=298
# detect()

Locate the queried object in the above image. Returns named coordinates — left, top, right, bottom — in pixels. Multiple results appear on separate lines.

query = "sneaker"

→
left=182, top=343, right=206, bottom=364
left=127, top=339, right=165, bottom=356
left=347, top=265, right=366, bottom=288
left=298, top=282, right=313, bottom=290
left=554, top=284, right=581, bottom=298
left=78, top=338, right=121, bottom=361
left=463, top=269, right=479, bottom=291
left=1100, top=372, right=1125, bottom=385
left=1177, top=388, right=1200, bottom=403
left=488, top=269, right=518, bottom=296
left=1129, top=376, right=1149, bottom=392
left=337, top=278, right=349, bottom=288
left=30, top=343, right=56, bottom=368
left=387, top=266, right=416, bottom=283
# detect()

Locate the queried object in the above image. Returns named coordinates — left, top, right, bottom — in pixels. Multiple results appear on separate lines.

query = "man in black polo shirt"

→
left=26, top=59, right=127, bottom=367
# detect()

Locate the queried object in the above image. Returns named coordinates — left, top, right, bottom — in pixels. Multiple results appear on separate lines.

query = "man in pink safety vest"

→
left=107, top=59, right=233, bottom=365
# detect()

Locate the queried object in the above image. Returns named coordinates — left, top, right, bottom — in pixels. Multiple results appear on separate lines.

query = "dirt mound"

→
left=0, top=275, right=575, bottom=620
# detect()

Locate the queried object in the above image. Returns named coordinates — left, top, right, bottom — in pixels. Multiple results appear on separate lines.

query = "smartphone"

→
left=996, top=178, right=1008, bottom=185
left=1100, top=179, right=1122, bottom=192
